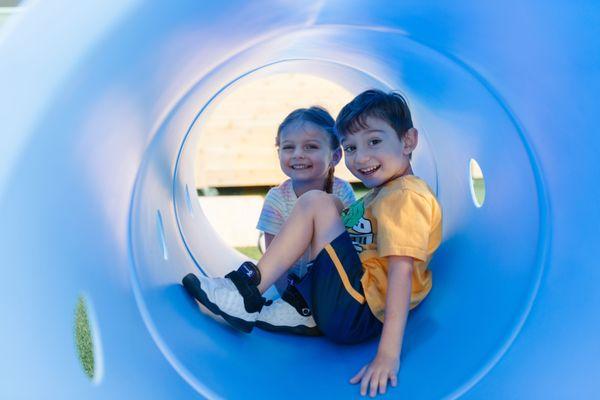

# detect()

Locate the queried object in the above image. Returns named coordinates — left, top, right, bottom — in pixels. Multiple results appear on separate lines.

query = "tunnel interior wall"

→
left=0, top=1, right=598, bottom=398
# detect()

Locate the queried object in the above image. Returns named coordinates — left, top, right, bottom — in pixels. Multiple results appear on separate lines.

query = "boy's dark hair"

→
left=276, top=106, right=340, bottom=193
left=335, top=89, right=413, bottom=141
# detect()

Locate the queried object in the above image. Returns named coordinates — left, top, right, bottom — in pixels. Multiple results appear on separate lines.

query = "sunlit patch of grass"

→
left=235, top=246, right=262, bottom=260
left=75, top=296, right=94, bottom=379
left=472, top=177, right=486, bottom=206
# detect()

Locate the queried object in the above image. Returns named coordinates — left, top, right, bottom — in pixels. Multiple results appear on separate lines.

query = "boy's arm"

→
left=350, top=255, right=413, bottom=397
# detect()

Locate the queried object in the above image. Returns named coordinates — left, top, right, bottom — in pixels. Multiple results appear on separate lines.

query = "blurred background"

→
left=194, top=73, right=360, bottom=258
left=0, top=2, right=484, bottom=259
left=0, top=1, right=22, bottom=28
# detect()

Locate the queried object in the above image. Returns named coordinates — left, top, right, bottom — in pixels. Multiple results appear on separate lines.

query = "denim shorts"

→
left=295, top=231, right=382, bottom=344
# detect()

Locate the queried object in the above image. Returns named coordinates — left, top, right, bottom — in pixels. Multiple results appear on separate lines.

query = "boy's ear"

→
left=331, top=147, right=342, bottom=166
left=403, top=128, right=418, bottom=155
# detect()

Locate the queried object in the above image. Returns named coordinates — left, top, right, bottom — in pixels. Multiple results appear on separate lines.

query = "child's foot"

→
left=255, top=283, right=321, bottom=336
left=182, top=265, right=266, bottom=333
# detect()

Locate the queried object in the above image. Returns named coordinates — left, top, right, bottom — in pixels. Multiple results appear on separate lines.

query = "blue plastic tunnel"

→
left=1, top=1, right=599, bottom=398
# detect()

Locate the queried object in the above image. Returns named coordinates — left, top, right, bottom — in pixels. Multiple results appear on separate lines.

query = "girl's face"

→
left=277, top=122, right=338, bottom=184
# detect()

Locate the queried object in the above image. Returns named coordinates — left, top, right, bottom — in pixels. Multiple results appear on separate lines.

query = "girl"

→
left=256, top=106, right=356, bottom=294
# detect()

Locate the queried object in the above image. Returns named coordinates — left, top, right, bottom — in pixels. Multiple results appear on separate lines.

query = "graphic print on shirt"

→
left=341, top=199, right=373, bottom=253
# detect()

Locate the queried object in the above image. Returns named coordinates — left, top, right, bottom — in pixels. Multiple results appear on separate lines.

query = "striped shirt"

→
left=257, top=177, right=356, bottom=293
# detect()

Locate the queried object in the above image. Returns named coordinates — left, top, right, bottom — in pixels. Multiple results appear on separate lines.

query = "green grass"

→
left=472, top=178, right=486, bottom=206
left=74, top=296, right=95, bottom=380
left=235, top=246, right=262, bottom=260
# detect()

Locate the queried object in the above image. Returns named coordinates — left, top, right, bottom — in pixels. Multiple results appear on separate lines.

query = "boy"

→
left=183, top=89, right=442, bottom=396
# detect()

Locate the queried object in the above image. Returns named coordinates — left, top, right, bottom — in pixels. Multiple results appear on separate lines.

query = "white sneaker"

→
left=255, top=284, right=321, bottom=336
left=182, top=273, right=261, bottom=333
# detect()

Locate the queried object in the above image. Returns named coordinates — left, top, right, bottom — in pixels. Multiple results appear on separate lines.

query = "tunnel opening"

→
left=190, top=72, right=356, bottom=262
left=128, top=26, right=547, bottom=398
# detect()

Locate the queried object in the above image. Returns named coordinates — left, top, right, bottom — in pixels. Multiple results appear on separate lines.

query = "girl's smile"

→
left=278, top=121, right=335, bottom=185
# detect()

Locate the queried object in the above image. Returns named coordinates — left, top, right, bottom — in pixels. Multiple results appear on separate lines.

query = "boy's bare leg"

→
left=256, top=190, right=345, bottom=293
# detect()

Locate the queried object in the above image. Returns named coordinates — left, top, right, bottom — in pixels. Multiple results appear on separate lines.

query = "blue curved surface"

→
left=0, top=1, right=598, bottom=398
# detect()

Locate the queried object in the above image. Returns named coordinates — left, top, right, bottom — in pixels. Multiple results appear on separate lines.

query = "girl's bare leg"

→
left=256, top=190, right=345, bottom=293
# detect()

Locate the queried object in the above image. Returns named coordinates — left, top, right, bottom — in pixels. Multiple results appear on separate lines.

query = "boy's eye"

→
left=343, top=145, right=356, bottom=153
left=281, top=146, right=294, bottom=151
left=369, top=138, right=382, bottom=146
left=304, top=144, right=319, bottom=150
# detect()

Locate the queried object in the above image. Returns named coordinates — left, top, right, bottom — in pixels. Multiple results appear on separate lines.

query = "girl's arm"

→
left=350, top=255, right=413, bottom=397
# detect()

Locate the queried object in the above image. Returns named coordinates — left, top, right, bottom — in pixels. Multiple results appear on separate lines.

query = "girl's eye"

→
left=343, top=145, right=356, bottom=153
left=304, top=144, right=319, bottom=150
left=369, top=139, right=382, bottom=146
left=281, top=146, right=294, bottom=151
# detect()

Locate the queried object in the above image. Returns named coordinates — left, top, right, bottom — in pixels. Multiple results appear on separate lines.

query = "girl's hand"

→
left=349, top=352, right=400, bottom=397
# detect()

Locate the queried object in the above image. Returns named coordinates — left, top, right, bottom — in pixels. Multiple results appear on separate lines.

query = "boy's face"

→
left=341, top=117, right=417, bottom=188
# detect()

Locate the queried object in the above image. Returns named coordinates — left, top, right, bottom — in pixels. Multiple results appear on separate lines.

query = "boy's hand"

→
left=350, top=352, right=399, bottom=397
left=350, top=256, right=412, bottom=397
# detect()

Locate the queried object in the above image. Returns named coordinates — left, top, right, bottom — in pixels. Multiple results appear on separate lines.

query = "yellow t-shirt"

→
left=341, top=175, right=442, bottom=322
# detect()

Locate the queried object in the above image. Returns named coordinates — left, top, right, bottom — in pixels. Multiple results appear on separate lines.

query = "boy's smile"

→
left=342, top=117, right=417, bottom=188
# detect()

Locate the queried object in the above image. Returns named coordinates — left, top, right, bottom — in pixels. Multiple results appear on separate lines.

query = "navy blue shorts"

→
left=295, top=231, right=382, bottom=344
